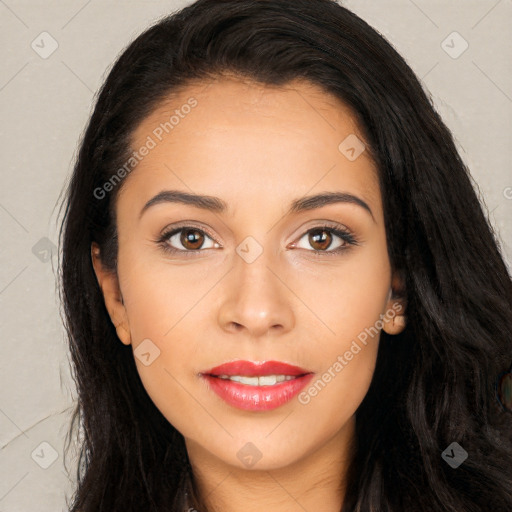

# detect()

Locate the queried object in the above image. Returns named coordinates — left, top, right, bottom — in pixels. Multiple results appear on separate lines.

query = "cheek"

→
left=117, top=262, right=209, bottom=431
left=294, top=245, right=391, bottom=344
left=291, top=248, right=390, bottom=412
left=119, top=258, right=211, bottom=343
left=293, top=344, right=377, bottom=454
left=123, top=292, right=200, bottom=436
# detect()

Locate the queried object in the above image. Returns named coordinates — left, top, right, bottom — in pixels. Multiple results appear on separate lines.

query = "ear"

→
left=382, top=270, right=407, bottom=335
left=91, top=242, right=131, bottom=345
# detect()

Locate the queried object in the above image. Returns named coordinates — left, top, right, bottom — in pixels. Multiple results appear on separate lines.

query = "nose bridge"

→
left=217, top=237, right=295, bottom=336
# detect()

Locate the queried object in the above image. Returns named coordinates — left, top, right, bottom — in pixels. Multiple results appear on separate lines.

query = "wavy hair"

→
left=58, top=0, right=512, bottom=510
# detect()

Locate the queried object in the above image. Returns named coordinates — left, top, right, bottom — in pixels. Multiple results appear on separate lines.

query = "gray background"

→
left=0, top=1, right=511, bottom=510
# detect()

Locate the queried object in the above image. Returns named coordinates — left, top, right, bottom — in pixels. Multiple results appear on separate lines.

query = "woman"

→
left=58, top=0, right=512, bottom=510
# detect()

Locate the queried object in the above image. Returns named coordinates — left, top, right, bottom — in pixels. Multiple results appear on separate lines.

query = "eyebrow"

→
left=139, top=189, right=375, bottom=222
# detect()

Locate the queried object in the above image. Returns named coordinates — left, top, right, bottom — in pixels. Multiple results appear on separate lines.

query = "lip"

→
left=204, top=360, right=310, bottom=377
left=200, top=360, right=314, bottom=411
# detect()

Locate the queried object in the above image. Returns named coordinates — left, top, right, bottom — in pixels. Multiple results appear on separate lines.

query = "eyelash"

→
left=156, top=222, right=359, bottom=258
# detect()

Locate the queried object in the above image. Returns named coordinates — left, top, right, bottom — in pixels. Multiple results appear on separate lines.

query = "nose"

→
left=217, top=249, right=295, bottom=339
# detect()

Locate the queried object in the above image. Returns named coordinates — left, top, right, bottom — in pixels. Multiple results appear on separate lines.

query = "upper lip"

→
left=203, top=360, right=312, bottom=377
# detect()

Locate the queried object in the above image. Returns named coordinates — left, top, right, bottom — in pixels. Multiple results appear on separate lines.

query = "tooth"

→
left=239, top=376, right=259, bottom=385
left=258, top=375, right=277, bottom=386
left=214, top=374, right=300, bottom=385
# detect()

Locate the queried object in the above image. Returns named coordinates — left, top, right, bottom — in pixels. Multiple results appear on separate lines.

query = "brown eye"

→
left=179, top=228, right=206, bottom=250
left=292, top=225, right=356, bottom=254
left=308, top=229, right=333, bottom=251
left=159, top=226, right=219, bottom=254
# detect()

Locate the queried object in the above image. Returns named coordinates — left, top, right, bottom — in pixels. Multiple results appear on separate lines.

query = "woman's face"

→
left=93, top=75, right=405, bottom=472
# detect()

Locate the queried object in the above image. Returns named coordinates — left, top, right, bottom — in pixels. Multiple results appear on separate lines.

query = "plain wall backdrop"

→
left=0, top=1, right=511, bottom=510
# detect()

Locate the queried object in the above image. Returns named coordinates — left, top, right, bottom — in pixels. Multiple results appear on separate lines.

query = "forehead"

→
left=121, top=75, right=381, bottom=218
left=135, top=74, right=369, bottom=144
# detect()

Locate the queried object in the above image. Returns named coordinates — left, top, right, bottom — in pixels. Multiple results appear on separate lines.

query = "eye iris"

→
left=180, top=229, right=204, bottom=250
left=309, top=229, right=332, bottom=251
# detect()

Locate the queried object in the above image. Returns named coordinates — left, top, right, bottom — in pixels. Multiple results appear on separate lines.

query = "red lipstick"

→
left=200, top=360, right=314, bottom=411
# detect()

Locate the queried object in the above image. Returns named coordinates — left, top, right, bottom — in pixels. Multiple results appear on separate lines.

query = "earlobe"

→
left=91, top=242, right=132, bottom=345
left=382, top=306, right=406, bottom=335
left=382, top=271, right=407, bottom=335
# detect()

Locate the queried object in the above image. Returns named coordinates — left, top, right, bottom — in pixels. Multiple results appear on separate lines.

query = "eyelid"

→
left=290, top=221, right=358, bottom=255
left=157, top=221, right=221, bottom=253
left=161, top=221, right=220, bottom=242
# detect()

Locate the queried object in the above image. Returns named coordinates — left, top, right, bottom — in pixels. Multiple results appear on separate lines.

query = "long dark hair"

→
left=58, top=0, right=512, bottom=510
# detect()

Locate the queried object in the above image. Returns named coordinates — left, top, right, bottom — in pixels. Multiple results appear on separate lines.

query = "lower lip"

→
left=201, top=374, right=314, bottom=411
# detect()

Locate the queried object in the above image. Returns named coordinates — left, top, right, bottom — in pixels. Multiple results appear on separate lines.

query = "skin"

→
left=92, top=74, right=406, bottom=512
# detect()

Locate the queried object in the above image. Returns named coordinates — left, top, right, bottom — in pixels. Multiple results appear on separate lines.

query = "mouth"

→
left=200, top=360, right=314, bottom=411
